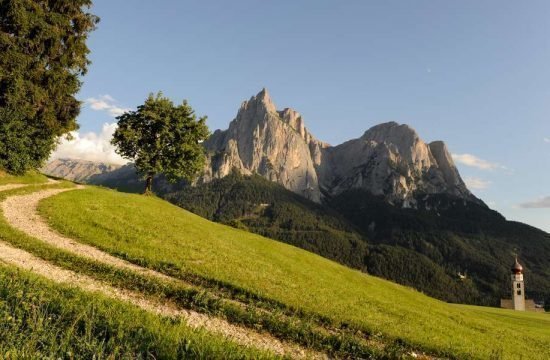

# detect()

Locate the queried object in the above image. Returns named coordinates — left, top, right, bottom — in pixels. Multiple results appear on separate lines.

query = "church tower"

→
left=511, top=257, right=525, bottom=311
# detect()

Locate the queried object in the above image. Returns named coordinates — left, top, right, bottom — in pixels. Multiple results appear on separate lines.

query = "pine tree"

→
left=0, top=0, right=98, bottom=174
left=112, top=93, right=210, bottom=194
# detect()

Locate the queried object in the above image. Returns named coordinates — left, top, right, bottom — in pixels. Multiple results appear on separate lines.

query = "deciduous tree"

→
left=112, top=93, right=209, bottom=194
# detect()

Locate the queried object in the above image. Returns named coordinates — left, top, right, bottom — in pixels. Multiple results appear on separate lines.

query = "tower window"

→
left=517, top=290, right=522, bottom=296
left=517, top=283, right=521, bottom=289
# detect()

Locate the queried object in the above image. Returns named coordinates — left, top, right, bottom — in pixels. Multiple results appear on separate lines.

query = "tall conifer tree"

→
left=0, top=0, right=98, bottom=174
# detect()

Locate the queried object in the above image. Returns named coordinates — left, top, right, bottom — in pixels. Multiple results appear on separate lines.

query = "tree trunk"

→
left=144, top=173, right=153, bottom=195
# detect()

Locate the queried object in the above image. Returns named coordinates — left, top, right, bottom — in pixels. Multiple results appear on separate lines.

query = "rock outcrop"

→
left=204, top=89, right=478, bottom=206
left=319, top=122, right=473, bottom=205
left=202, top=89, right=326, bottom=202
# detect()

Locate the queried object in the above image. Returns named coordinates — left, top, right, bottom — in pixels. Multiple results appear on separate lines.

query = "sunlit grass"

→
left=39, top=187, right=550, bottom=359
left=0, top=170, right=48, bottom=185
left=0, top=263, right=275, bottom=359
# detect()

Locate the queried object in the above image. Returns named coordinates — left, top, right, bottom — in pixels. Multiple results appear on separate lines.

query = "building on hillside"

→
left=500, top=257, right=545, bottom=312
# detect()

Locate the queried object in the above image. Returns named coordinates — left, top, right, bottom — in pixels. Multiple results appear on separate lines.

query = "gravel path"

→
left=0, top=184, right=323, bottom=359
left=2, top=186, right=176, bottom=283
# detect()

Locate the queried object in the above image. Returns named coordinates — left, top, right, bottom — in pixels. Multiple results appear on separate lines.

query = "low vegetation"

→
left=39, top=185, right=550, bottom=359
left=0, top=263, right=273, bottom=359
left=0, top=171, right=49, bottom=185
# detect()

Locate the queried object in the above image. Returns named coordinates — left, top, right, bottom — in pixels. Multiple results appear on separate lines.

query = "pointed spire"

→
left=249, top=88, right=276, bottom=114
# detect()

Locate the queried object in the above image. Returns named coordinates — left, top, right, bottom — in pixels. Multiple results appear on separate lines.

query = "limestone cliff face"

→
left=202, top=89, right=326, bottom=202
left=320, top=122, right=473, bottom=205
left=204, top=90, right=478, bottom=206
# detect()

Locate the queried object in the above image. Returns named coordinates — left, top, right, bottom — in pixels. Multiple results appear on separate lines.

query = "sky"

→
left=53, top=0, right=550, bottom=232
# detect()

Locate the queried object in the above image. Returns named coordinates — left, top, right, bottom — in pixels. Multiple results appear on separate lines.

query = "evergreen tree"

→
left=0, top=0, right=98, bottom=174
left=112, top=93, right=209, bottom=194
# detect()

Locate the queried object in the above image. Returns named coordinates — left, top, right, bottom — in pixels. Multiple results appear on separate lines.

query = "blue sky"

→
left=57, top=0, right=550, bottom=232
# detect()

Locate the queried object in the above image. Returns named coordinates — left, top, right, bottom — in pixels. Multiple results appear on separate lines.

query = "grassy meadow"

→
left=0, top=176, right=275, bottom=359
left=39, top=186, right=550, bottom=360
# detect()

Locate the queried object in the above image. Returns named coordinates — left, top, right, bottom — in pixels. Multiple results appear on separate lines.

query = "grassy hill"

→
left=36, top=185, right=550, bottom=359
left=161, top=173, right=550, bottom=306
left=0, top=174, right=273, bottom=359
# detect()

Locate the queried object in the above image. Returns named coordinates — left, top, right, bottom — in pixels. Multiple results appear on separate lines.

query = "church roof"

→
left=511, top=257, right=523, bottom=274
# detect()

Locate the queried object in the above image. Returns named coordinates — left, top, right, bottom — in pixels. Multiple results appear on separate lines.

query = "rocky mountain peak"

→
left=236, top=88, right=277, bottom=120
left=201, top=90, right=478, bottom=206
left=202, top=88, right=322, bottom=202
left=362, top=121, right=419, bottom=145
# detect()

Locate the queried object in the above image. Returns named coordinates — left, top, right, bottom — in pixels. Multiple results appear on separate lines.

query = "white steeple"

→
left=511, top=257, right=525, bottom=311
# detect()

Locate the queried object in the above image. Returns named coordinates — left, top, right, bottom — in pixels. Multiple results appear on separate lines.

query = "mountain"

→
left=202, top=88, right=327, bottom=202
left=320, top=122, right=477, bottom=205
left=42, top=158, right=121, bottom=183
left=202, top=89, right=478, bottom=207
left=42, top=89, right=550, bottom=305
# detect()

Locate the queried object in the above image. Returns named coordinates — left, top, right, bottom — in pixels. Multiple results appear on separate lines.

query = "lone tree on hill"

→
left=112, top=93, right=209, bottom=194
left=0, top=0, right=98, bottom=174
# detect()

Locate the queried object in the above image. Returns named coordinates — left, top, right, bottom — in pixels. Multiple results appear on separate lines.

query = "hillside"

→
left=0, top=174, right=276, bottom=359
left=161, top=172, right=548, bottom=305
left=1, top=175, right=549, bottom=358
left=48, top=160, right=550, bottom=306
left=36, top=184, right=550, bottom=359
left=165, top=172, right=481, bottom=303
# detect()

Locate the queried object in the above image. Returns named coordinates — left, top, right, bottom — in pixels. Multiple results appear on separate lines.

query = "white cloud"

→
left=464, top=177, right=491, bottom=190
left=519, top=196, right=550, bottom=209
left=86, top=95, right=130, bottom=117
left=50, top=123, right=127, bottom=165
left=544, top=137, right=550, bottom=143
left=452, top=153, right=503, bottom=170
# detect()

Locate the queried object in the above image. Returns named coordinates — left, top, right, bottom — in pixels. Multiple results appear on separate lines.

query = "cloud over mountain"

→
left=50, top=123, right=127, bottom=165
left=451, top=153, right=502, bottom=170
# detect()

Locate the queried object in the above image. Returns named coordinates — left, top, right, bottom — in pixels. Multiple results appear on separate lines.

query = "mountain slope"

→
left=0, top=175, right=275, bottom=359
left=42, top=158, right=121, bottom=182
left=166, top=172, right=486, bottom=303
left=38, top=185, right=550, bottom=359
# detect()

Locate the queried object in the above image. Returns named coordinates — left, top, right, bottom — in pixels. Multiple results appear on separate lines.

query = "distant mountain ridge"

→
left=42, top=158, right=121, bottom=183
left=202, top=89, right=479, bottom=206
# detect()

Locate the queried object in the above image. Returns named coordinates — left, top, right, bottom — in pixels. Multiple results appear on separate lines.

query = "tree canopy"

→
left=112, top=93, right=210, bottom=194
left=0, top=0, right=98, bottom=174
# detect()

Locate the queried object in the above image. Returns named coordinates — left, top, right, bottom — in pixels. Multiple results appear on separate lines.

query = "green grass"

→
left=0, top=183, right=384, bottom=359
left=39, top=187, right=550, bottom=360
left=0, top=263, right=275, bottom=359
left=0, top=170, right=48, bottom=185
